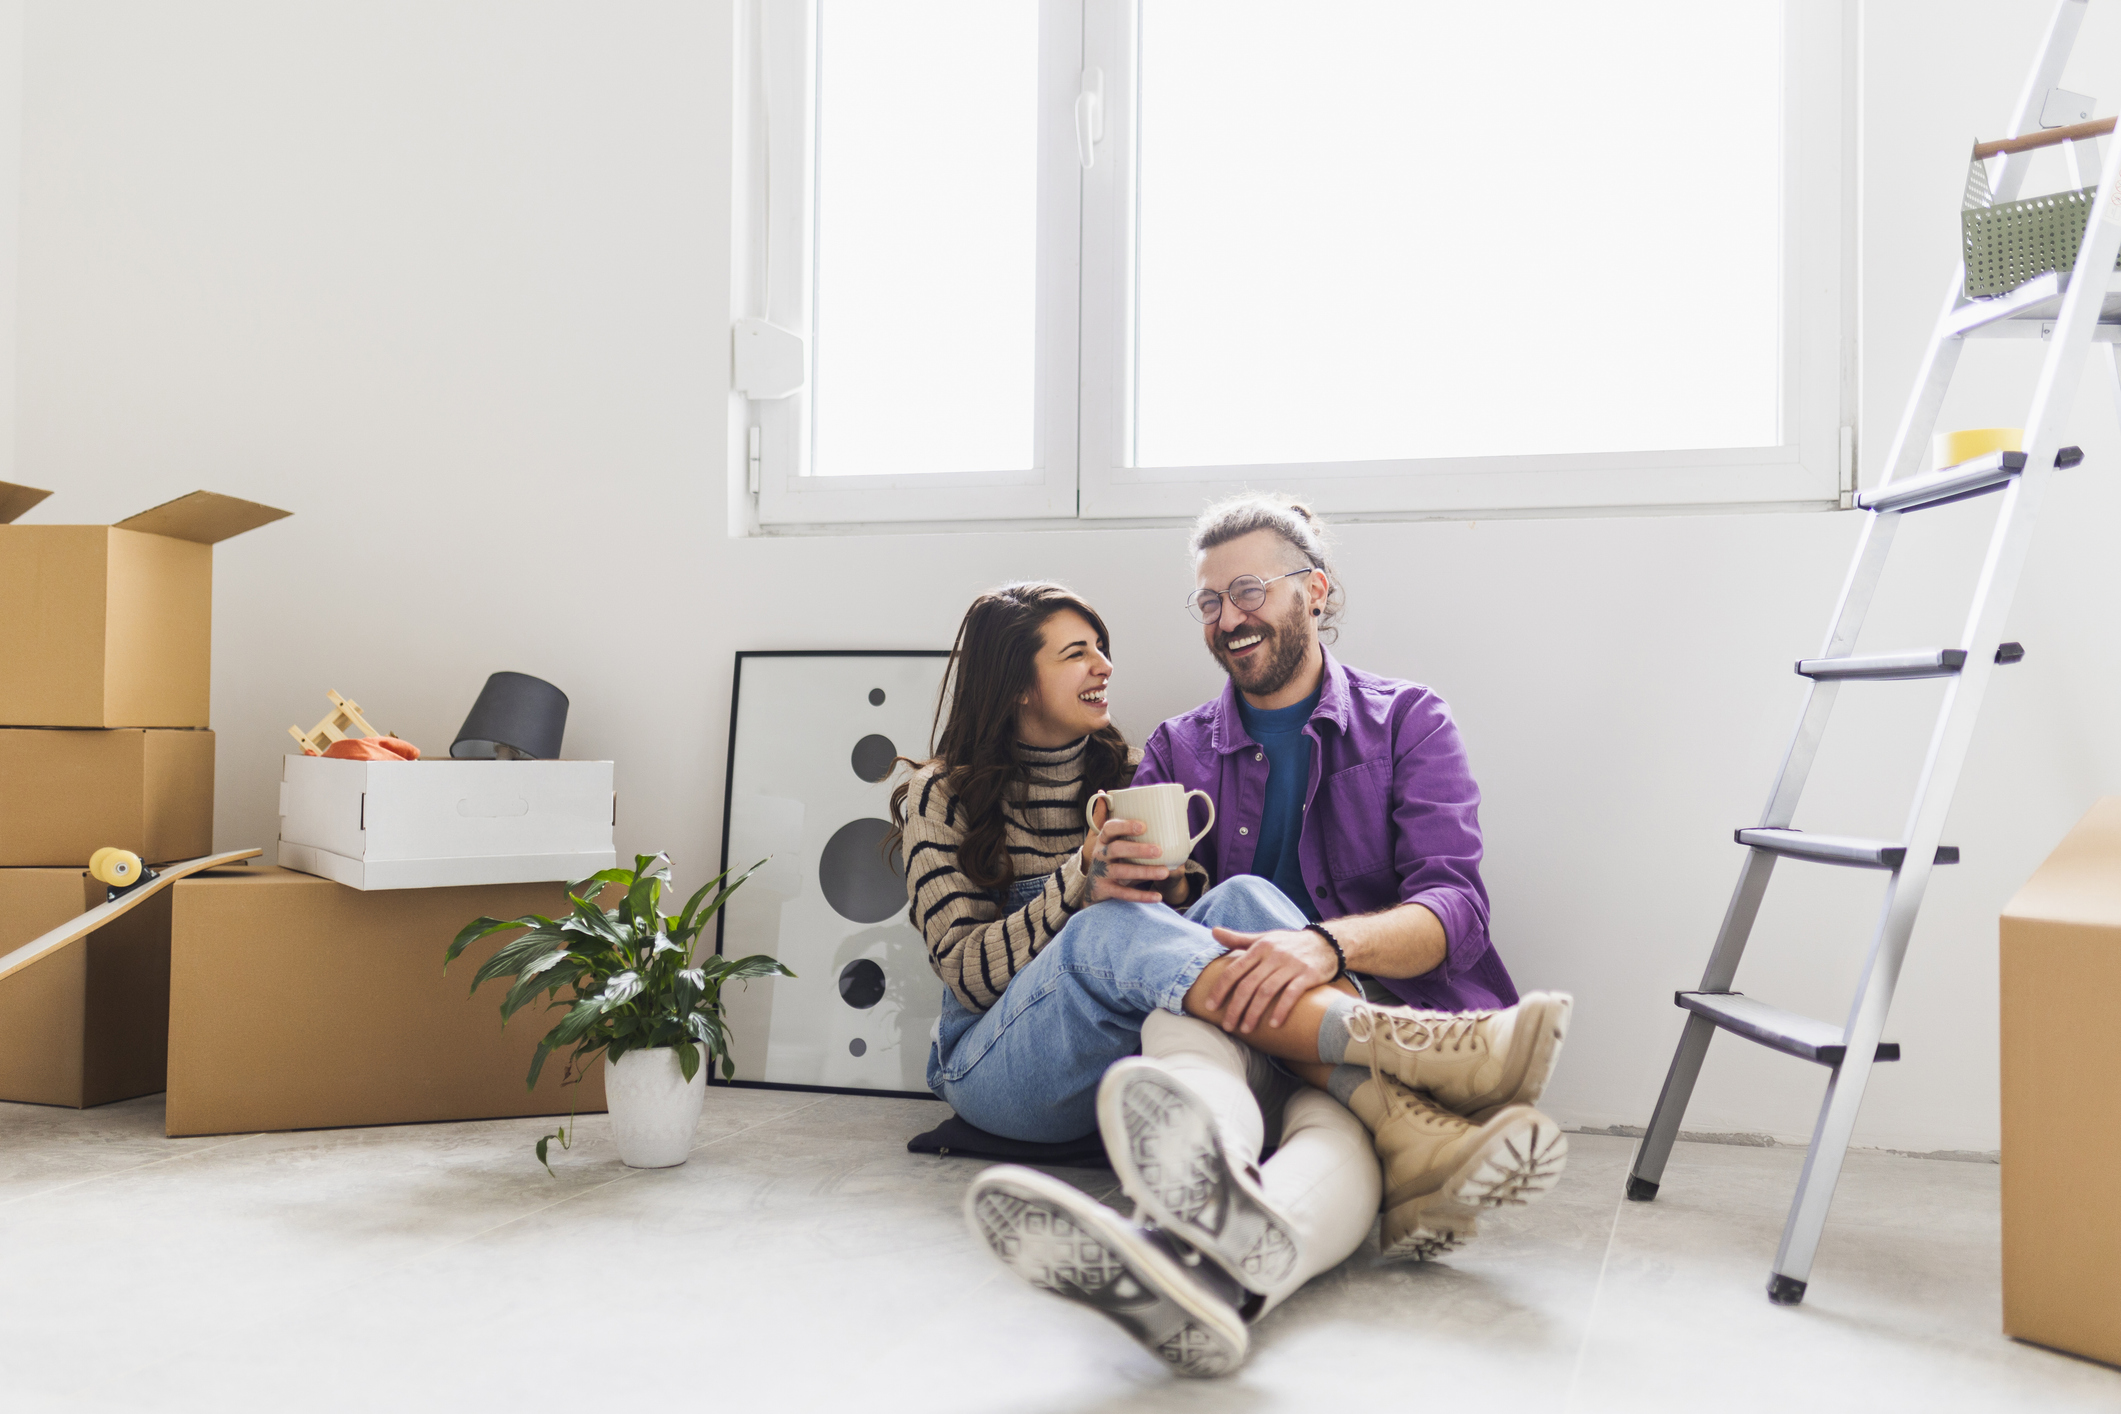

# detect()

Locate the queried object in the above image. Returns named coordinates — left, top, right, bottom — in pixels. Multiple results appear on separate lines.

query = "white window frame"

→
left=739, top=1, right=1852, bottom=528
left=747, top=0, right=1085, bottom=526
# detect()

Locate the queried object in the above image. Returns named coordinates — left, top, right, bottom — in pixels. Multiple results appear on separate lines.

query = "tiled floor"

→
left=0, top=1090, right=2113, bottom=1413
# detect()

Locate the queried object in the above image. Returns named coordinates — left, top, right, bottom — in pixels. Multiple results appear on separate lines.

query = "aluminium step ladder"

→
left=1626, top=0, right=2120, bottom=1306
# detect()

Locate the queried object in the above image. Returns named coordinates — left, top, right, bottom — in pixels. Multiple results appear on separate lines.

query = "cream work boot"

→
left=1340, top=991, right=1573, bottom=1115
left=1347, top=1072, right=1569, bottom=1262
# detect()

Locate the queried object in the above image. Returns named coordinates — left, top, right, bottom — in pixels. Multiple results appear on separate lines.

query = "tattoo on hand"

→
left=1089, top=849, right=1108, bottom=878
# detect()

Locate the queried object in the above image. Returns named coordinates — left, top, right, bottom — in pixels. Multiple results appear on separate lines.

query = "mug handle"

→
left=1087, top=791, right=1113, bottom=833
left=1184, top=790, right=1216, bottom=851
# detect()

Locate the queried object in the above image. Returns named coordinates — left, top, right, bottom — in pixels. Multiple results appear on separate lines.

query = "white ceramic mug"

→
left=1087, top=782, right=1216, bottom=868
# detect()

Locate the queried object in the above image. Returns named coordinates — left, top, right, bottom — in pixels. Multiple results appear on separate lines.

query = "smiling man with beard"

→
left=1128, top=491, right=1566, bottom=1237
left=1136, top=492, right=1519, bottom=1018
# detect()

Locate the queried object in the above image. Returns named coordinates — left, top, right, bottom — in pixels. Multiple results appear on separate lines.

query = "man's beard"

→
left=1211, top=596, right=1312, bottom=697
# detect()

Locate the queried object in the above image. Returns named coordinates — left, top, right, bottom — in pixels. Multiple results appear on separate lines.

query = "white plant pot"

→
left=604, top=1046, right=707, bottom=1168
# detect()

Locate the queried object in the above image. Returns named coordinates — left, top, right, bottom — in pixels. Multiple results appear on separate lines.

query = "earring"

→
left=1311, top=609, right=1321, bottom=618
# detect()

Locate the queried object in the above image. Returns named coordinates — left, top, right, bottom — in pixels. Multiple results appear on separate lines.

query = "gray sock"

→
left=1326, top=1063, right=1370, bottom=1108
left=1315, top=991, right=1361, bottom=1066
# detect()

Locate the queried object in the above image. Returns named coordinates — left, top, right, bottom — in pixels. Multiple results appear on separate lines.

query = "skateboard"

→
left=0, top=847, right=262, bottom=986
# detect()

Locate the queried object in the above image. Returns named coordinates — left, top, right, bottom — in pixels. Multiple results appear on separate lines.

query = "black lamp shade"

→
left=450, top=672, right=569, bottom=760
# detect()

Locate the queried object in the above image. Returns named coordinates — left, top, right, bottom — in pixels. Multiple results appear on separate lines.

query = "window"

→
left=740, top=1, right=1849, bottom=528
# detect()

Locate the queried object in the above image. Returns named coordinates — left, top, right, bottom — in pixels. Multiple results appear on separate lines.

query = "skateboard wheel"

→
left=90, top=848, right=142, bottom=887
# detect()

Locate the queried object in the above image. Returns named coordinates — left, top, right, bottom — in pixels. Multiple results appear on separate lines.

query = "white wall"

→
left=8, top=0, right=2119, bottom=1151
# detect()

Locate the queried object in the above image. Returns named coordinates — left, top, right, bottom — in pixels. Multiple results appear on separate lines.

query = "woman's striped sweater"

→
left=899, top=738, right=1102, bottom=1013
left=900, top=737, right=1212, bottom=1012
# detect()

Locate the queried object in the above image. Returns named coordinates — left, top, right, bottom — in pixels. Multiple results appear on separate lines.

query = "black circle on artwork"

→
left=839, top=958, right=886, bottom=1010
left=851, top=734, right=897, bottom=783
left=849, top=1038, right=868, bottom=1057
left=818, top=818, right=906, bottom=923
left=868, top=688, right=885, bottom=706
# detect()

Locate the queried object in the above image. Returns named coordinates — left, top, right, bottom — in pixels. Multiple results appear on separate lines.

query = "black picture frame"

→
left=710, top=649, right=951, bottom=1099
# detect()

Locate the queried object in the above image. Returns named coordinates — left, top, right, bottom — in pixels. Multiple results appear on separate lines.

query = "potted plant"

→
left=446, top=853, right=792, bottom=1171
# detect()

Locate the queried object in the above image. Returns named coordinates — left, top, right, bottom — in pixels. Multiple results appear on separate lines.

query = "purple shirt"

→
left=1133, top=650, right=1516, bottom=1013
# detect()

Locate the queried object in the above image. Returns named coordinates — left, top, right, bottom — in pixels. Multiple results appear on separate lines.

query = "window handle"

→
left=1075, top=68, right=1104, bottom=169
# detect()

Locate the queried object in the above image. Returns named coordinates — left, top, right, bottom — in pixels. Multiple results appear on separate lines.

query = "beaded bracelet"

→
left=1304, top=922, right=1348, bottom=981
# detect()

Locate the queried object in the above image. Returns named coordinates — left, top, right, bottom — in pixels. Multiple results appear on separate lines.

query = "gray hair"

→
left=1188, top=491, right=1344, bottom=641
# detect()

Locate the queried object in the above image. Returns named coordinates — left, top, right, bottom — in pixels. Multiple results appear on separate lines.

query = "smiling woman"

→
left=886, top=582, right=1137, bottom=903
left=1015, top=608, right=1114, bottom=748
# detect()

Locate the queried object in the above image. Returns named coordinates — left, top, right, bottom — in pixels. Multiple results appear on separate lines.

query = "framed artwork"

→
left=713, top=650, right=951, bottom=1098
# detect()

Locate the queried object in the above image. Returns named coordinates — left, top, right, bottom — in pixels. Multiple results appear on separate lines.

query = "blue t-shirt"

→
left=1235, top=685, right=1323, bottom=922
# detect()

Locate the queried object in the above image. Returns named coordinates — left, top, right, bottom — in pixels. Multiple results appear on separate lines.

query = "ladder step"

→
left=1734, top=828, right=1960, bottom=869
left=1795, top=648, right=1965, bottom=680
left=1857, top=446, right=2081, bottom=514
left=1947, top=269, right=2121, bottom=340
left=1942, top=270, right=2068, bottom=337
left=1676, top=991, right=1900, bottom=1066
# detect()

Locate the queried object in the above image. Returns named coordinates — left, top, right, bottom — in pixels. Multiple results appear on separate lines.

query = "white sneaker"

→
left=965, top=1165, right=1250, bottom=1378
left=1099, top=1057, right=1302, bottom=1295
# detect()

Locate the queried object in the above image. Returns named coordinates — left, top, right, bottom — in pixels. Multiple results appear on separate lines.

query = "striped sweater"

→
left=900, top=738, right=1102, bottom=1013
left=901, top=738, right=1207, bottom=1013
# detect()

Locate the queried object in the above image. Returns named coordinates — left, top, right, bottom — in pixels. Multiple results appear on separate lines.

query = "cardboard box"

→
left=0, top=484, right=290, bottom=727
left=0, top=728, right=214, bottom=866
left=0, top=866, right=176, bottom=1107
left=2000, top=796, right=2121, bottom=1368
left=166, top=866, right=608, bottom=1136
left=277, top=754, right=616, bottom=889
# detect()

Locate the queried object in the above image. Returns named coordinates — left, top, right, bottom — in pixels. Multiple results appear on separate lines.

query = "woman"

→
left=892, top=582, right=1566, bottom=1378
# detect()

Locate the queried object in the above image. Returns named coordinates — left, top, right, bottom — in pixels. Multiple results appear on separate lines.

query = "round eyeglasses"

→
left=1185, top=569, right=1315, bottom=624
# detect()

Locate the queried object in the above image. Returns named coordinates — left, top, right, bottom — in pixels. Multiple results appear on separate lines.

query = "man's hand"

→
left=1205, top=926, right=1338, bottom=1033
left=1082, top=817, right=1170, bottom=904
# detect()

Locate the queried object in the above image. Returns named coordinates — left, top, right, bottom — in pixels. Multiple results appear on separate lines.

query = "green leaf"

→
left=721, top=1053, right=736, bottom=1080
left=499, top=954, right=586, bottom=1022
left=626, top=854, right=673, bottom=923
left=674, top=858, right=766, bottom=944
left=702, top=953, right=797, bottom=985
left=596, top=971, right=643, bottom=1011
left=676, top=1041, right=699, bottom=1083
left=466, top=928, right=573, bottom=993
left=566, top=897, right=625, bottom=945
left=445, top=914, right=551, bottom=969
left=534, top=1113, right=574, bottom=1176
left=526, top=1036, right=557, bottom=1089
left=548, top=996, right=611, bottom=1048
left=569, top=866, right=636, bottom=896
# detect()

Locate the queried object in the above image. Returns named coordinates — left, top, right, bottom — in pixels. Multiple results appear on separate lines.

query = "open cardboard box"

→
left=0, top=727, right=214, bottom=866
left=0, top=482, right=290, bottom=727
left=278, top=753, right=617, bottom=889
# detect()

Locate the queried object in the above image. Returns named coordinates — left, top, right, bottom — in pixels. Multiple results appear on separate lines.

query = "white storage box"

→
left=277, top=755, right=616, bottom=890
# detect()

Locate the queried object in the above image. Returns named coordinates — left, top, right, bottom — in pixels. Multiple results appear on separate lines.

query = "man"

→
left=962, top=494, right=1571, bottom=1378
left=1135, top=493, right=1520, bottom=1026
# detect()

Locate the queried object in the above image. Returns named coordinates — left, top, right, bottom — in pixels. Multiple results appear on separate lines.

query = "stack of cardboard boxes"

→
left=0, top=483, right=611, bottom=1134
left=0, top=483, right=281, bottom=1108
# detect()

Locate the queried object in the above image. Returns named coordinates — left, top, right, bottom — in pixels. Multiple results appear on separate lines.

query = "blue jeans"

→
left=927, top=874, right=1307, bottom=1142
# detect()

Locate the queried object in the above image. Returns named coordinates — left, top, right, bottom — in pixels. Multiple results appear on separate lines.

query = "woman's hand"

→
left=1082, top=816, right=1170, bottom=904
left=1204, top=926, right=1339, bottom=1033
